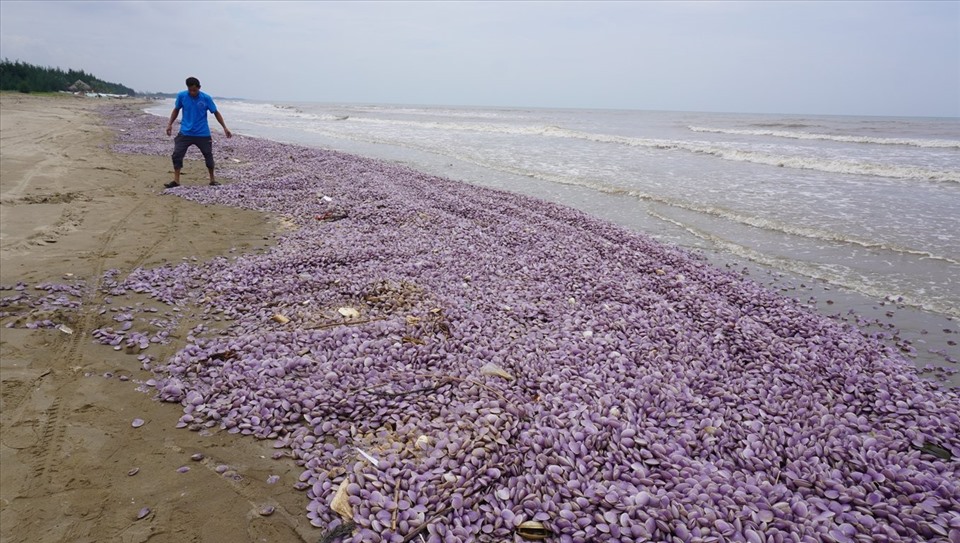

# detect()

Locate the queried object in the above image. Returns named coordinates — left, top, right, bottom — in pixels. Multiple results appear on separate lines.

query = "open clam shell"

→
left=517, top=520, right=551, bottom=540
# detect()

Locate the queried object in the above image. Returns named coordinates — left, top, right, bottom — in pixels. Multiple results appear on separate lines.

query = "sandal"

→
left=209, top=180, right=220, bottom=186
left=164, top=181, right=180, bottom=188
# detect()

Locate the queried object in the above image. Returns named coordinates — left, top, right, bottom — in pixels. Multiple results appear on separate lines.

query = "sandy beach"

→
left=2, top=94, right=958, bottom=543
left=1, top=93, right=312, bottom=542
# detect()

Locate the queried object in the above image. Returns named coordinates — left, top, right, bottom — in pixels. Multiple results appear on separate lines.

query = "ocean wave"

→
left=525, top=174, right=960, bottom=267
left=212, top=104, right=960, bottom=183
left=681, top=146, right=960, bottom=183
left=221, top=101, right=351, bottom=122
left=642, top=203, right=960, bottom=267
left=538, top=127, right=960, bottom=183
left=646, top=210, right=960, bottom=318
left=326, top=117, right=960, bottom=183
left=688, top=125, right=960, bottom=149
left=749, top=122, right=816, bottom=129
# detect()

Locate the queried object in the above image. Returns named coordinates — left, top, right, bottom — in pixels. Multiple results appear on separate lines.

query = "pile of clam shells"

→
left=94, top=106, right=960, bottom=542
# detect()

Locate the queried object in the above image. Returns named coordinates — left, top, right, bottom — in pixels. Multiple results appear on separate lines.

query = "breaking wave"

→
left=335, top=117, right=960, bottom=184
left=688, top=125, right=960, bottom=149
left=646, top=210, right=960, bottom=318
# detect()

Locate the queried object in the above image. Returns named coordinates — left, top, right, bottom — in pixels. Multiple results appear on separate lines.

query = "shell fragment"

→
left=330, top=479, right=353, bottom=521
left=338, top=307, right=360, bottom=319
left=480, top=363, right=514, bottom=381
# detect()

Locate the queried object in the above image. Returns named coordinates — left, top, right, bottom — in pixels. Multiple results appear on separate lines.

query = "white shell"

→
left=480, top=363, right=514, bottom=381
left=338, top=307, right=360, bottom=318
left=415, top=435, right=432, bottom=449
left=330, top=479, right=353, bottom=521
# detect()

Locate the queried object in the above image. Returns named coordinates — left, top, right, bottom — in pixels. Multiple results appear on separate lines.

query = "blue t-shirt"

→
left=174, top=90, right=218, bottom=137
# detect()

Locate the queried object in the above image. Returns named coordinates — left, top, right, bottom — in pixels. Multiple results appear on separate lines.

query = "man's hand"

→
left=167, top=109, right=179, bottom=136
left=214, top=112, right=231, bottom=138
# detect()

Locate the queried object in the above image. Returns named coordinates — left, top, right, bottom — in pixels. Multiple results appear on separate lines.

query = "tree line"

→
left=0, top=58, right=136, bottom=95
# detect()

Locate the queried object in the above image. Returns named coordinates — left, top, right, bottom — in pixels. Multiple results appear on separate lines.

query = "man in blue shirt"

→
left=164, top=77, right=232, bottom=188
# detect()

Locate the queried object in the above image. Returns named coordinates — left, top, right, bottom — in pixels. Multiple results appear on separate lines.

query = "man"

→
left=164, top=77, right=232, bottom=188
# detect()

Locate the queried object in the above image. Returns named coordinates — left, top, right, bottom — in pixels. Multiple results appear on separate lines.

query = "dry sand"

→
left=1, top=93, right=317, bottom=542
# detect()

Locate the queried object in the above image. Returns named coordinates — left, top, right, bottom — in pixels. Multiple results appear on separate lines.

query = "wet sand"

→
left=0, top=93, right=315, bottom=542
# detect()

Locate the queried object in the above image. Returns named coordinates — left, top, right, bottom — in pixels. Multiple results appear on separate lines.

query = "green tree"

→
left=0, top=58, right=137, bottom=95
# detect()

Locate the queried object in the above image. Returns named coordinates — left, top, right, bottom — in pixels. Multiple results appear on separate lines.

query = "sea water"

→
left=146, top=100, right=960, bottom=373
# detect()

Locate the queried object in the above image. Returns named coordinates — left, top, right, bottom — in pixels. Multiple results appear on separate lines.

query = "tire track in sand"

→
left=30, top=196, right=179, bottom=487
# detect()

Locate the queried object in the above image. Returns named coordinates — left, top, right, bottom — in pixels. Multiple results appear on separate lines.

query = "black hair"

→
left=185, top=77, right=201, bottom=88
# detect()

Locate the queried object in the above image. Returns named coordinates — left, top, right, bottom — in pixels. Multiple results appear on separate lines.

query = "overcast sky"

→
left=1, top=1, right=958, bottom=117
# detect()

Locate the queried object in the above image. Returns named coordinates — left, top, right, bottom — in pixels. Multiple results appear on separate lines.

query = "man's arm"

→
left=166, top=108, right=180, bottom=136
left=214, top=111, right=232, bottom=138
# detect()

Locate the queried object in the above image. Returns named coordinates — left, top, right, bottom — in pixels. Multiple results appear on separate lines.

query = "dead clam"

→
left=517, top=520, right=551, bottom=540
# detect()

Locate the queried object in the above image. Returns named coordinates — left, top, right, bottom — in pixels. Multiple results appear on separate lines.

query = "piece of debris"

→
left=480, top=363, right=514, bottom=381
left=330, top=479, right=353, bottom=521
left=338, top=307, right=360, bottom=319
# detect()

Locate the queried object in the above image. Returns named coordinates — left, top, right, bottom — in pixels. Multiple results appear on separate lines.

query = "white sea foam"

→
left=687, top=125, right=960, bottom=149
left=645, top=210, right=960, bottom=318
left=534, top=127, right=960, bottom=183
left=218, top=100, right=350, bottom=122
left=313, top=116, right=960, bottom=183
left=681, top=146, right=960, bottom=183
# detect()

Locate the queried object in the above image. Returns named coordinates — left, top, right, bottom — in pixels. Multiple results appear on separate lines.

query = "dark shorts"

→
left=171, top=134, right=214, bottom=170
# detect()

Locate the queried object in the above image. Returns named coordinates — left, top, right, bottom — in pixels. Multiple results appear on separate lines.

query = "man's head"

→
left=185, top=77, right=201, bottom=97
